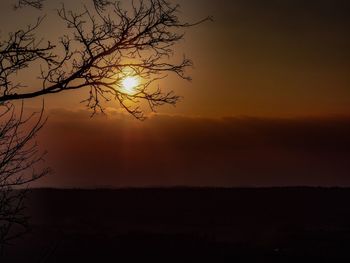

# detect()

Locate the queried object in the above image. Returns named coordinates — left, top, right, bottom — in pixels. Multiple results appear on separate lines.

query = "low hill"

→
left=3, top=187, right=350, bottom=262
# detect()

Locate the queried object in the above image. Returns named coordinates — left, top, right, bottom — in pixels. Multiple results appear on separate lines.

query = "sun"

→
left=121, top=76, right=139, bottom=94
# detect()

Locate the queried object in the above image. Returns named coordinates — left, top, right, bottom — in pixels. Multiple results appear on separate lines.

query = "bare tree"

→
left=0, top=103, right=49, bottom=251
left=1, top=0, right=210, bottom=119
left=0, top=1, right=52, bottom=251
left=0, top=0, right=207, bottom=251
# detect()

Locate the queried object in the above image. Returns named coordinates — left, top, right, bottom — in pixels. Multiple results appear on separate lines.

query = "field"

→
left=3, top=188, right=350, bottom=262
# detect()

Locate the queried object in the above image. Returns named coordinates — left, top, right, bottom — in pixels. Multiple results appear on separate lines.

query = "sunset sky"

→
left=1, top=0, right=350, bottom=187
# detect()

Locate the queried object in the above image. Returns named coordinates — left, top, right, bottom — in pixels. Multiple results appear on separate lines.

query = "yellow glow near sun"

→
left=121, top=76, right=139, bottom=94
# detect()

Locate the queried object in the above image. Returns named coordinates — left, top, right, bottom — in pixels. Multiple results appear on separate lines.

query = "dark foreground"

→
left=3, top=188, right=350, bottom=262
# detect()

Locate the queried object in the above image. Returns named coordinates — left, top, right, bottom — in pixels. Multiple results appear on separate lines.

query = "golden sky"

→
left=1, top=0, right=350, bottom=117
left=2, top=0, right=350, bottom=187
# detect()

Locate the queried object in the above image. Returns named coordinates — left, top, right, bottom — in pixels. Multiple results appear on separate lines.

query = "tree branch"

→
left=1, top=0, right=210, bottom=119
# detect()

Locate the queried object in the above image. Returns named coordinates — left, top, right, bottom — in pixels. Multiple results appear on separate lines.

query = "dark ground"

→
left=2, top=187, right=350, bottom=262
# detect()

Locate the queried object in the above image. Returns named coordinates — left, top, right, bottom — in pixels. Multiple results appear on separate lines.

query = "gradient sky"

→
left=1, top=0, right=350, bottom=187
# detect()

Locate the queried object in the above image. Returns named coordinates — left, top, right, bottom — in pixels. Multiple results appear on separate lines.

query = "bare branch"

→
left=1, top=0, right=210, bottom=119
left=0, top=102, right=50, bottom=250
left=14, top=0, right=45, bottom=10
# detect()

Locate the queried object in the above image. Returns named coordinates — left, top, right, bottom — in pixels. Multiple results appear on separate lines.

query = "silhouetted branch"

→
left=14, top=0, right=112, bottom=11
left=14, top=0, right=45, bottom=10
left=1, top=0, right=210, bottom=119
left=0, top=102, right=50, bottom=251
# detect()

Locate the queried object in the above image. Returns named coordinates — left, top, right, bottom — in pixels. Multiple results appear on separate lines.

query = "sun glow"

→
left=121, top=76, right=139, bottom=94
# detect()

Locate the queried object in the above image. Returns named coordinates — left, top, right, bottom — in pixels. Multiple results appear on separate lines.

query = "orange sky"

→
left=2, top=0, right=350, bottom=187
left=2, top=0, right=350, bottom=118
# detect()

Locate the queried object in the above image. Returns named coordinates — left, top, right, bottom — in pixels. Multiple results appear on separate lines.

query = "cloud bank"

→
left=35, top=110, right=350, bottom=188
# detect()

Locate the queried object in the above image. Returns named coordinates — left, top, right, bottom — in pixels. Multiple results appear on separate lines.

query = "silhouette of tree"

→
left=0, top=0, right=208, bottom=250
left=0, top=103, right=49, bottom=251
left=0, top=1, right=51, bottom=250
left=1, top=0, right=210, bottom=119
